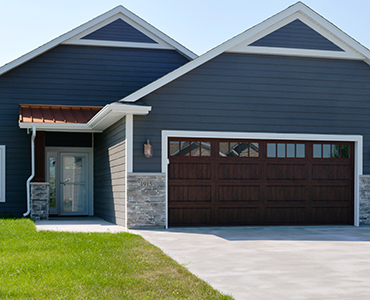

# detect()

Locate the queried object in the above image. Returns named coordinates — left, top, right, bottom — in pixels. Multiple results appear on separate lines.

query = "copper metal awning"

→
left=18, top=103, right=152, bottom=132
left=19, top=104, right=103, bottom=124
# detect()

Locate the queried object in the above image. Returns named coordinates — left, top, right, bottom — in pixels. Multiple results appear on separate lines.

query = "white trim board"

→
left=0, top=145, right=5, bottom=202
left=161, top=130, right=363, bottom=227
left=0, top=6, right=197, bottom=76
left=120, top=2, right=370, bottom=103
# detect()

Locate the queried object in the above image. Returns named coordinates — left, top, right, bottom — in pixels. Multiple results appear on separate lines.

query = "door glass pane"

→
left=250, top=142, right=259, bottom=157
left=341, top=145, right=350, bottom=158
left=200, top=142, right=211, bottom=156
left=170, top=141, right=180, bottom=156
left=49, top=157, right=56, bottom=208
left=219, top=142, right=228, bottom=157
left=62, top=155, right=87, bottom=215
left=323, top=144, right=331, bottom=158
left=239, top=143, right=249, bottom=157
left=180, top=142, right=190, bottom=156
left=296, top=144, right=305, bottom=158
left=277, top=143, right=286, bottom=158
left=332, top=144, right=340, bottom=158
left=313, top=144, right=322, bottom=158
left=286, top=144, right=295, bottom=158
left=267, top=143, right=276, bottom=157
left=190, top=142, right=200, bottom=156
left=62, top=184, right=86, bottom=213
left=63, top=156, right=85, bottom=182
left=229, top=142, right=239, bottom=157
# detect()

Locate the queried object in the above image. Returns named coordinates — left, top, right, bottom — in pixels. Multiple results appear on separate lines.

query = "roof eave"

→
left=119, top=1, right=370, bottom=103
left=18, top=102, right=152, bottom=132
left=0, top=5, right=197, bottom=76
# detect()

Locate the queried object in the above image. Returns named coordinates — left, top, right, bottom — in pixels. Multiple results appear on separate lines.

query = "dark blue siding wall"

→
left=0, top=45, right=189, bottom=216
left=133, top=53, right=370, bottom=173
left=82, top=19, right=157, bottom=43
left=250, top=20, right=343, bottom=51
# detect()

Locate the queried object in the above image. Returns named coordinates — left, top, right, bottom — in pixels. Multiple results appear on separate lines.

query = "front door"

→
left=46, top=148, right=92, bottom=216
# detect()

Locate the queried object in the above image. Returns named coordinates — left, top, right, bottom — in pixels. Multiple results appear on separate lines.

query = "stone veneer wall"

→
left=127, top=173, right=166, bottom=228
left=30, top=182, right=50, bottom=221
left=360, top=175, right=370, bottom=225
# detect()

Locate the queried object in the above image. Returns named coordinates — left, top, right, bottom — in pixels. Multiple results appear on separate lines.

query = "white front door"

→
left=46, top=148, right=93, bottom=216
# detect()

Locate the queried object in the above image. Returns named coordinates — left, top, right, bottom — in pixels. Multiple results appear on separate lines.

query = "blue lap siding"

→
left=132, top=53, right=370, bottom=172
left=250, top=19, right=343, bottom=51
left=0, top=45, right=189, bottom=216
left=82, top=19, right=157, bottom=43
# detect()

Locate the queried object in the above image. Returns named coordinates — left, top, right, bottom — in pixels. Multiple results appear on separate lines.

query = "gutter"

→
left=23, top=126, right=36, bottom=217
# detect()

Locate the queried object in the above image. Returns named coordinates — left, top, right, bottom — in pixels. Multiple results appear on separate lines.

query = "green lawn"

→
left=0, top=219, right=233, bottom=299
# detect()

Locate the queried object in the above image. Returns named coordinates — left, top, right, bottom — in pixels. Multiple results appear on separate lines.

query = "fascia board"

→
left=120, top=2, right=370, bottom=102
left=87, top=103, right=151, bottom=130
left=18, top=122, right=101, bottom=132
left=0, top=6, right=196, bottom=76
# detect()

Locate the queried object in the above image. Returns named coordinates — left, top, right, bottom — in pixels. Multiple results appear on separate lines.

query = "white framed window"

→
left=0, top=145, right=5, bottom=202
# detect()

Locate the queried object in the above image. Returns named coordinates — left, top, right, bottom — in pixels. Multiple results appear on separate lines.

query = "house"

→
left=1, top=2, right=370, bottom=228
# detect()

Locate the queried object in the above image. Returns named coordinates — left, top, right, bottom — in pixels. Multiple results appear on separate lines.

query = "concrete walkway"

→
left=132, top=226, right=370, bottom=300
left=35, top=217, right=127, bottom=233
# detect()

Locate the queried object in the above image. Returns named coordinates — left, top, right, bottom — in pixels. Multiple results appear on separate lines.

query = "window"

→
left=219, top=141, right=259, bottom=157
left=313, top=144, right=350, bottom=158
left=0, top=146, right=5, bottom=202
left=267, top=143, right=305, bottom=158
left=170, top=141, right=211, bottom=157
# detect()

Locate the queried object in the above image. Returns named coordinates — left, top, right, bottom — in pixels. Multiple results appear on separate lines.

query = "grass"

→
left=0, top=219, right=233, bottom=299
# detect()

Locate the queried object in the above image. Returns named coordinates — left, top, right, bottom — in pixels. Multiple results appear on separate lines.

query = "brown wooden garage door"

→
left=168, top=138, right=354, bottom=226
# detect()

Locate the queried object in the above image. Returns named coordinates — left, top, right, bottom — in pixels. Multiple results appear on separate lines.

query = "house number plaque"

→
left=140, top=180, right=154, bottom=187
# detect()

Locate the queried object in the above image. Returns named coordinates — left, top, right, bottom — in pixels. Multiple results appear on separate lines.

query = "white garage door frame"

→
left=162, top=131, right=363, bottom=228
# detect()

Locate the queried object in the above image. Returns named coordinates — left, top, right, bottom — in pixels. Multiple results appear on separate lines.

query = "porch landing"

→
left=35, top=216, right=127, bottom=233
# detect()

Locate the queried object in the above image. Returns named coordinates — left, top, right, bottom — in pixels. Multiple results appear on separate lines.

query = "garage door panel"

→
left=169, top=162, right=211, bottom=179
left=169, top=185, right=212, bottom=202
left=311, top=206, right=352, bottom=224
left=168, top=138, right=354, bottom=226
left=218, top=163, right=260, bottom=180
left=312, top=186, right=352, bottom=201
left=266, top=207, right=306, bottom=224
left=218, top=207, right=261, bottom=225
left=169, top=208, right=211, bottom=226
left=266, top=163, right=306, bottom=180
left=266, top=185, right=307, bottom=202
left=312, top=164, right=351, bottom=180
left=218, top=185, right=260, bottom=202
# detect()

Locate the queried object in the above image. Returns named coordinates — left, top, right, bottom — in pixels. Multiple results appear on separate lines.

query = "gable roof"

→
left=120, top=1, right=370, bottom=103
left=0, top=5, right=197, bottom=76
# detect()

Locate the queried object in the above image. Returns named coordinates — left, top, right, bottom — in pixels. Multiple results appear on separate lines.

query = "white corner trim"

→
left=120, top=2, right=370, bottom=103
left=126, top=114, right=133, bottom=173
left=0, top=145, right=5, bottom=202
left=0, top=6, right=196, bottom=76
left=161, top=130, right=363, bottom=226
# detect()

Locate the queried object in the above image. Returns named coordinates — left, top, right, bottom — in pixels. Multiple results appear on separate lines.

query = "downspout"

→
left=23, top=126, right=36, bottom=217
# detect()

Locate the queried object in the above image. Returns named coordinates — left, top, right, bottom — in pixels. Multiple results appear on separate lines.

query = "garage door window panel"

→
left=268, top=143, right=305, bottom=158
left=313, top=144, right=350, bottom=158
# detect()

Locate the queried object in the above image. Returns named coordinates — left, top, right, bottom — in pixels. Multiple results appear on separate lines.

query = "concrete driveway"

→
left=133, top=226, right=370, bottom=300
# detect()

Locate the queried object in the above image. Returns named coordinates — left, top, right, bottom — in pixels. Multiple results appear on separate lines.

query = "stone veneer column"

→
left=127, top=173, right=166, bottom=228
left=360, top=175, right=370, bottom=225
left=30, top=182, right=50, bottom=221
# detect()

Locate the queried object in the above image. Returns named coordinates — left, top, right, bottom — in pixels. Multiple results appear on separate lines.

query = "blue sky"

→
left=1, top=0, right=369, bottom=67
